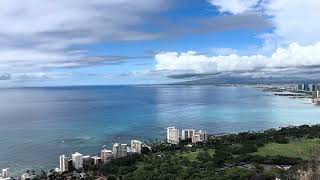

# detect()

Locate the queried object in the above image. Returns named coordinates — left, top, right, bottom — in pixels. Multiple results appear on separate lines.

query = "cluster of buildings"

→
left=0, top=140, right=143, bottom=179
left=58, top=140, right=142, bottom=173
left=297, top=83, right=320, bottom=92
left=167, top=127, right=208, bottom=144
left=0, top=168, right=37, bottom=180
left=1, top=127, right=207, bottom=179
left=297, top=83, right=320, bottom=104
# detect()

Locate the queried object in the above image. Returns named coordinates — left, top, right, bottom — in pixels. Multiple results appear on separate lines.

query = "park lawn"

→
left=179, top=149, right=215, bottom=161
left=135, top=161, right=144, bottom=169
left=254, top=138, right=320, bottom=160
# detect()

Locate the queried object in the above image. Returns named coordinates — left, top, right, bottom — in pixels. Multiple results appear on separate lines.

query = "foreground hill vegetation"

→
left=35, top=125, right=320, bottom=180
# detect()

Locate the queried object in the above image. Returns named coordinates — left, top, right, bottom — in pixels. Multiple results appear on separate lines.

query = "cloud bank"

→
left=155, top=42, right=320, bottom=77
left=0, top=0, right=170, bottom=73
left=154, top=0, right=320, bottom=80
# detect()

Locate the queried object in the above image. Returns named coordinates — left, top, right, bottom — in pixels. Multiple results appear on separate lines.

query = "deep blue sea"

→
left=1, top=85, right=320, bottom=176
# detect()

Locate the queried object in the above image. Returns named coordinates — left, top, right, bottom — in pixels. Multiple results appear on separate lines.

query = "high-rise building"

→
left=192, top=134, right=201, bottom=143
left=309, top=84, right=316, bottom=92
left=120, top=144, right=127, bottom=157
left=167, top=127, right=180, bottom=144
left=181, top=129, right=195, bottom=140
left=112, top=143, right=127, bottom=158
left=302, top=84, right=308, bottom=91
left=72, top=152, right=83, bottom=169
left=199, top=130, right=208, bottom=141
left=112, top=143, right=120, bottom=158
left=92, top=156, right=102, bottom=165
left=59, top=155, right=69, bottom=172
left=192, top=130, right=208, bottom=143
left=68, top=159, right=73, bottom=171
left=131, top=140, right=142, bottom=154
left=83, top=155, right=93, bottom=166
left=101, top=149, right=112, bottom=163
left=2, top=168, right=9, bottom=178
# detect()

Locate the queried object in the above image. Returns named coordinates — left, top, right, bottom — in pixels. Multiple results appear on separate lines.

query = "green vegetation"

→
left=179, top=149, right=215, bottom=161
left=255, top=138, right=320, bottom=160
left=34, top=124, right=320, bottom=179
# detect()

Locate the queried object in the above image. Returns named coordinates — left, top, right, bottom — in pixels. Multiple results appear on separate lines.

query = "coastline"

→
left=1, top=85, right=320, bottom=177
left=5, top=124, right=320, bottom=179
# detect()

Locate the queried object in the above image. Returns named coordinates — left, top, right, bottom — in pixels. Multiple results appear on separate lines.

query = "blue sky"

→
left=0, top=0, right=320, bottom=86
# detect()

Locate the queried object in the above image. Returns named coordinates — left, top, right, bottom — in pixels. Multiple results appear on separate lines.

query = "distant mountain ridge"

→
left=174, top=76, right=319, bottom=85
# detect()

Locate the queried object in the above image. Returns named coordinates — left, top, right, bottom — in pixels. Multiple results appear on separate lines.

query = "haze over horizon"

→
left=0, top=0, right=319, bottom=86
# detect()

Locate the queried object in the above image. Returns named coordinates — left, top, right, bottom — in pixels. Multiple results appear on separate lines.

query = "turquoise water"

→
left=0, top=85, right=320, bottom=176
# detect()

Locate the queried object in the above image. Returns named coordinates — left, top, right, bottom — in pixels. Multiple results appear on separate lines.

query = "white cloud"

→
left=179, top=0, right=320, bottom=79
left=11, top=73, right=72, bottom=81
left=0, top=0, right=170, bottom=73
left=155, top=42, right=320, bottom=75
left=156, top=51, right=219, bottom=74
left=0, top=0, right=167, bottom=43
left=209, top=0, right=320, bottom=46
left=208, top=0, right=260, bottom=14
left=263, top=0, right=320, bottom=45
left=1, top=0, right=319, bottom=84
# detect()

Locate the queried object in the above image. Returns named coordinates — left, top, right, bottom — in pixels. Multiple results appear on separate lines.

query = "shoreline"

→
left=4, top=124, right=320, bottom=179
left=1, top=85, right=319, bottom=178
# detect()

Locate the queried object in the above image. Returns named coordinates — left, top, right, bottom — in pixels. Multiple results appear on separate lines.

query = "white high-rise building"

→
left=131, top=140, right=142, bottom=154
left=181, top=129, right=195, bottom=140
left=92, top=156, right=102, bottom=165
left=120, top=144, right=127, bottom=157
left=59, top=155, right=69, bottom=172
left=112, top=143, right=127, bottom=158
left=112, top=143, right=120, bottom=158
left=192, top=134, right=201, bottom=143
left=101, top=149, right=112, bottom=163
left=192, top=130, right=208, bottom=143
left=72, top=152, right=83, bottom=169
left=2, top=168, right=9, bottom=178
left=167, top=127, right=180, bottom=144
left=199, top=130, right=208, bottom=141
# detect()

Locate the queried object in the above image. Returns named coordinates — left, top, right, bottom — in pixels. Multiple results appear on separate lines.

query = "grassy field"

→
left=255, top=138, right=320, bottom=160
left=179, top=149, right=215, bottom=161
left=134, top=149, right=216, bottom=171
left=135, top=161, right=144, bottom=169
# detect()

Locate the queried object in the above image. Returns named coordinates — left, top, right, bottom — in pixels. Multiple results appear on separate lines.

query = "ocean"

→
left=1, top=85, right=320, bottom=176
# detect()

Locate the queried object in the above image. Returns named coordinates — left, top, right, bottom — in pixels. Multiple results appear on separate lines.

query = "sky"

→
left=0, top=0, right=320, bottom=86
